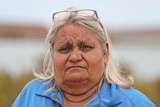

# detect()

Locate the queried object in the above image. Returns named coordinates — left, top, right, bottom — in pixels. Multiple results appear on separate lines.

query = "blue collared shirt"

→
left=12, top=78, right=156, bottom=107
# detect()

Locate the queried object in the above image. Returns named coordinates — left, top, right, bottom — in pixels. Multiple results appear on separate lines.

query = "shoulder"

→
left=12, top=78, right=53, bottom=107
left=116, top=84, right=156, bottom=107
left=100, top=81, right=156, bottom=107
left=20, top=78, right=46, bottom=94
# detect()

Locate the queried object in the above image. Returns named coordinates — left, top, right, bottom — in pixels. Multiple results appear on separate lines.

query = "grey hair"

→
left=34, top=7, right=134, bottom=88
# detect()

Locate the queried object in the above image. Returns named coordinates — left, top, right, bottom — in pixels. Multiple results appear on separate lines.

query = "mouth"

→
left=64, top=65, right=88, bottom=83
left=67, top=66, right=86, bottom=70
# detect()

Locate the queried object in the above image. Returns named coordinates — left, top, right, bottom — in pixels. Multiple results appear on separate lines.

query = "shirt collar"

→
left=35, top=80, right=122, bottom=106
left=35, top=80, right=62, bottom=99
left=84, top=82, right=123, bottom=107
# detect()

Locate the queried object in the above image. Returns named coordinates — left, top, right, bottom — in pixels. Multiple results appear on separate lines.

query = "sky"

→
left=0, top=0, right=160, bottom=28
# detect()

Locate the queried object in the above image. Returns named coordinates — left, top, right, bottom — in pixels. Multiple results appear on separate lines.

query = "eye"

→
left=80, top=45, right=93, bottom=51
left=59, top=47, right=71, bottom=53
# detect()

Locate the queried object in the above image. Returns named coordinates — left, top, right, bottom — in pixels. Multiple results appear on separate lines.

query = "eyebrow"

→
left=79, top=38, right=95, bottom=45
left=56, top=40, right=70, bottom=48
left=54, top=36, right=96, bottom=49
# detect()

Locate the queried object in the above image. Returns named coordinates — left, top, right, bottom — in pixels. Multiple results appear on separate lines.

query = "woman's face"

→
left=52, top=23, right=108, bottom=95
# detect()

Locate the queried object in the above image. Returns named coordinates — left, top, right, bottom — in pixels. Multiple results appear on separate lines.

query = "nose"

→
left=68, top=50, right=82, bottom=63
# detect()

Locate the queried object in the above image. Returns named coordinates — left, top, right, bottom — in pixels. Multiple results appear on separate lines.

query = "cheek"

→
left=86, top=52, right=105, bottom=79
left=52, top=53, right=68, bottom=78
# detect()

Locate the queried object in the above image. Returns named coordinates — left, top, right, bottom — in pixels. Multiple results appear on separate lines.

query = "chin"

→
left=61, top=81, right=90, bottom=95
left=64, top=87, right=89, bottom=96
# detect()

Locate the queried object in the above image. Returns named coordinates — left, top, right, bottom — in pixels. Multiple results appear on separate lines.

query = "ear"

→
left=103, top=42, right=109, bottom=64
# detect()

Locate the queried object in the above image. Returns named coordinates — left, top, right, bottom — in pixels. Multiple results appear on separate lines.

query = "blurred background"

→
left=0, top=0, right=160, bottom=106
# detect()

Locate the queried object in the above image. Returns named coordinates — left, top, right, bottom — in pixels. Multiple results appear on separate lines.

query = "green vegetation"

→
left=0, top=69, right=159, bottom=107
left=134, top=79, right=160, bottom=106
left=0, top=70, right=34, bottom=107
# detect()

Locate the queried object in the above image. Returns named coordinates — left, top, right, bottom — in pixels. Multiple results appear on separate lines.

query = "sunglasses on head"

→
left=52, top=9, right=98, bottom=21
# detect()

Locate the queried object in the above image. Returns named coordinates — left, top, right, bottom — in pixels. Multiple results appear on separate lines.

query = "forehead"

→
left=54, top=23, right=99, bottom=42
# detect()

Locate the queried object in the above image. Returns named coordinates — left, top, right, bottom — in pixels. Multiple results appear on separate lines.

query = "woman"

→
left=12, top=7, right=156, bottom=107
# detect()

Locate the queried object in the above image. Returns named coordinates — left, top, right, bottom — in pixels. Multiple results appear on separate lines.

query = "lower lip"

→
left=68, top=66, right=85, bottom=69
left=65, top=67, right=86, bottom=77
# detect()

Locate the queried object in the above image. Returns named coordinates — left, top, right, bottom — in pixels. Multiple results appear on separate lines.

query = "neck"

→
left=64, top=86, right=96, bottom=102
left=62, top=85, right=97, bottom=107
left=62, top=78, right=104, bottom=107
